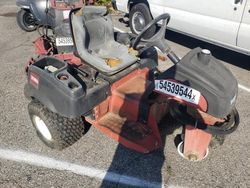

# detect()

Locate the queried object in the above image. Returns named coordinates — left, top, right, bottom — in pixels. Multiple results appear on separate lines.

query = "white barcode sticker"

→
left=63, top=10, right=70, bottom=19
left=154, top=80, right=201, bottom=105
left=56, top=37, right=73, bottom=46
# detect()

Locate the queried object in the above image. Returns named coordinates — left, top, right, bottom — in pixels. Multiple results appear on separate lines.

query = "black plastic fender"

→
left=29, top=0, right=48, bottom=24
left=16, top=0, right=31, bottom=9
left=157, top=48, right=238, bottom=119
left=24, top=57, right=110, bottom=118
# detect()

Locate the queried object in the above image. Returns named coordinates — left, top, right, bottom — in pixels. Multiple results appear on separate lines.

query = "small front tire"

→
left=28, top=100, right=88, bottom=150
left=16, top=9, right=37, bottom=32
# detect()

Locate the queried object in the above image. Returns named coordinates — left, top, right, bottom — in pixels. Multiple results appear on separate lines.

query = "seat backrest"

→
left=71, top=6, right=114, bottom=71
left=71, top=6, right=137, bottom=75
left=81, top=6, right=115, bottom=50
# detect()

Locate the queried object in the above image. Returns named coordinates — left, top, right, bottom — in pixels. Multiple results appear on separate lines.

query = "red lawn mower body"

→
left=25, top=5, right=239, bottom=161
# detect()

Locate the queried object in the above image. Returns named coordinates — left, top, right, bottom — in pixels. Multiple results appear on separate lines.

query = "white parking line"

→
left=0, top=148, right=164, bottom=188
left=238, top=84, right=250, bottom=93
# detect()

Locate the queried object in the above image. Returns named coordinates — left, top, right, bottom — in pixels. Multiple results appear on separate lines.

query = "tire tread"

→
left=28, top=101, right=87, bottom=150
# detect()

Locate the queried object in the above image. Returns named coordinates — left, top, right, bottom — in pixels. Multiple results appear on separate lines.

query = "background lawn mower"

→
left=16, top=0, right=94, bottom=32
left=17, top=0, right=95, bottom=55
left=24, top=5, right=239, bottom=162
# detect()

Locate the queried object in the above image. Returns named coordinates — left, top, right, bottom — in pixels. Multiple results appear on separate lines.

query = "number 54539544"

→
left=155, top=80, right=201, bottom=105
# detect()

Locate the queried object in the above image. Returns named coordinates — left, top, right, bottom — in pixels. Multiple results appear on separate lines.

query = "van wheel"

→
left=28, top=100, right=89, bottom=150
left=16, top=9, right=37, bottom=32
left=129, top=3, right=156, bottom=39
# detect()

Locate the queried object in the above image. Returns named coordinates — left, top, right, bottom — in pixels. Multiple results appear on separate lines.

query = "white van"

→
left=112, top=0, right=250, bottom=55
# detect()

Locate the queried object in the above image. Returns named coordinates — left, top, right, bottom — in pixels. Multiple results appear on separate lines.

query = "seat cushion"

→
left=92, top=41, right=138, bottom=69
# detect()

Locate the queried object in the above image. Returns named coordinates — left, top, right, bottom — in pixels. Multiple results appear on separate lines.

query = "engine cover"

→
left=159, top=48, right=238, bottom=118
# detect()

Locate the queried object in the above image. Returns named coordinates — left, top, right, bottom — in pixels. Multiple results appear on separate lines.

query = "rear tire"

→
left=129, top=3, right=156, bottom=39
left=28, top=100, right=88, bottom=150
left=16, top=9, right=37, bottom=32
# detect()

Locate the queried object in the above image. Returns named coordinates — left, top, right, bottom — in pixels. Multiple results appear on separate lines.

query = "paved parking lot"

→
left=0, top=2, right=249, bottom=188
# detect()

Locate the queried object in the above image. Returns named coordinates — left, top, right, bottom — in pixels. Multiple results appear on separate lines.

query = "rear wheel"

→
left=129, top=3, right=156, bottom=39
left=16, top=9, right=37, bottom=32
left=28, top=100, right=88, bottom=150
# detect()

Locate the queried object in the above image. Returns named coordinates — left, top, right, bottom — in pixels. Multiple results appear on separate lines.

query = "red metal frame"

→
left=50, top=0, right=84, bottom=10
left=86, top=68, right=162, bottom=153
left=34, top=37, right=52, bottom=55
left=85, top=69, right=221, bottom=157
left=50, top=0, right=95, bottom=10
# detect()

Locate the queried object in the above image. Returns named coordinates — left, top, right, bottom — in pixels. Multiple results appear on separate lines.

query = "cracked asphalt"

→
left=0, top=1, right=249, bottom=188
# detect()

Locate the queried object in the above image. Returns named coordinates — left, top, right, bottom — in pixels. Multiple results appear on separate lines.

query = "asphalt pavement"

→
left=0, top=2, right=249, bottom=188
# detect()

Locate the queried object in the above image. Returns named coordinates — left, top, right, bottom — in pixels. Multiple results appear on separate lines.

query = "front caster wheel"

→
left=28, top=100, right=89, bottom=150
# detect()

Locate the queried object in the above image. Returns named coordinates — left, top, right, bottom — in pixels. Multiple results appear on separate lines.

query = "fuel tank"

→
left=159, top=48, right=238, bottom=118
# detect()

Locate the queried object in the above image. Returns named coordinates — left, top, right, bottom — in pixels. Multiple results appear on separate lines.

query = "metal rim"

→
left=23, top=11, right=36, bottom=29
left=132, top=12, right=146, bottom=34
left=177, top=141, right=209, bottom=162
left=32, top=115, right=52, bottom=141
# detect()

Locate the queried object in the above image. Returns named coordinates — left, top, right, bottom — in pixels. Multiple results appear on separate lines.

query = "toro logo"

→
left=29, top=73, right=39, bottom=89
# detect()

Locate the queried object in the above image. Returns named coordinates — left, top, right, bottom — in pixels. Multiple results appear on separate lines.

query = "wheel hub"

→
left=23, top=12, right=36, bottom=29
left=33, top=115, right=52, bottom=141
left=132, top=12, right=146, bottom=34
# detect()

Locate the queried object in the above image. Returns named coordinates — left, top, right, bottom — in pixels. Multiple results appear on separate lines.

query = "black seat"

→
left=71, top=6, right=138, bottom=75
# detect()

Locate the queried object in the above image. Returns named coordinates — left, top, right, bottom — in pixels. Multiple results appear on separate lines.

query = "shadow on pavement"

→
left=100, top=115, right=181, bottom=188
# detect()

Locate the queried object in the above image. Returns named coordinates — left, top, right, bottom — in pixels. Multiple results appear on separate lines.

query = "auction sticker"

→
left=154, top=80, right=201, bottom=105
left=56, top=37, right=74, bottom=46
left=63, top=10, right=70, bottom=19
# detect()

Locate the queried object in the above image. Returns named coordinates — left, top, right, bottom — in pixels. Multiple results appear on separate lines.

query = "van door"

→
left=160, top=0, right=247, bottom=46
left=237, top=0, right=250, bottom=52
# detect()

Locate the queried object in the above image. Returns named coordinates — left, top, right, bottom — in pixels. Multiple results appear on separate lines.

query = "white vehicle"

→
left=112, top=0, right=250, bottom=55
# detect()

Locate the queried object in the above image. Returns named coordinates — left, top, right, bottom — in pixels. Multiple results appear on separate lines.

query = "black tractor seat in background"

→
left=71, top=6, right=138, bottom=76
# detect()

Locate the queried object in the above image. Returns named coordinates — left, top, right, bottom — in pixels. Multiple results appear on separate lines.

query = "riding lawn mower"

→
left=16, top=0, right=94, bottom=32
left=24, top=3, right=239, bottom=161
